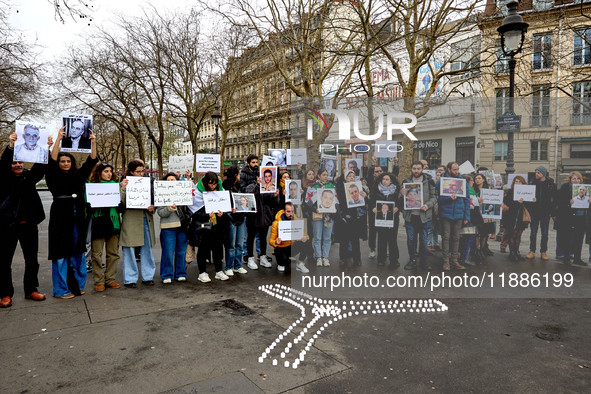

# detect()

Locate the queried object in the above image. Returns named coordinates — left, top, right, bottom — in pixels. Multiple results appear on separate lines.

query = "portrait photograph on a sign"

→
left=13, top=121, right=50, bottom=164
left=317, top=188, right=336, bottom=213
left=480, top=189, right=504, bottom=220
left=345, top=159, right=362, bottom=180
left=233, top=193, right=257, bottom=212
left=403, top=183, right=423, bottom=210
left=268, top=149, right=287, bottom=167
left=440, top=178, right=467, bottom=197
left=344, top=181, right=365, bottom=208
left=260, top=166, right=277, bottom=194
left=262, top=155, right=278, bottom=167
left=61, top=113, right=93, bottom=153
left=286, top=179, right=302, bottom=205
left=320, top=154, right=337, bottom=180
left=572, top=184, right=591, bottom=209
left=375, top=201, right=395, bottom=228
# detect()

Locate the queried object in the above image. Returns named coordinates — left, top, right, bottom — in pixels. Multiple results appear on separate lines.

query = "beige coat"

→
left=119, top=185, right=156, bottom=247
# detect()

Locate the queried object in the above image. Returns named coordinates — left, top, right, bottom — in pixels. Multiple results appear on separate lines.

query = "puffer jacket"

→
left=435, top=172, right=470, bottom=222
left=269, top=210, right=308, bottom=248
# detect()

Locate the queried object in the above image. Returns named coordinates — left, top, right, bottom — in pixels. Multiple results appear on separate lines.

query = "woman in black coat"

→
left=502, top=176, right=530, bottom=262
left=46, top=126, right=98, bottom=299
left=369, top=172, right=402, bottom=268
left=335, top=170, right=367, bottom=266
left=554, top=171, right=591, bottom=266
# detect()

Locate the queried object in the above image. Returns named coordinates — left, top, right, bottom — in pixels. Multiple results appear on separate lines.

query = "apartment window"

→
left=573, top=28, right=591, bottom=66
left=572, top=81, right=591, bottom=125
left=496, top=44, right=509, bottom=73
left=495, top=88, right=510, bottom=118
left=571, top=143, right=591, bottom=159
left=531, top=85, right=551, bottom=126
left=530, top=140, right=548, bottom=161
left=533, top=33, right=552, bottom=70
left=494, top=141, right=508, bottom=161
left=450, top=36, right=481, bottom=76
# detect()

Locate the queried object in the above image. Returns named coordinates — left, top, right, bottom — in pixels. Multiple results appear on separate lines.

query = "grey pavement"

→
left=1, top=191, right=590, bottom=393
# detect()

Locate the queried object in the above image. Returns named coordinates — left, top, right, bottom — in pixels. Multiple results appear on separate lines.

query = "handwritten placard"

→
left=480, top=189, right=504, bottom=219
left=513, top=184, right=536, bottom=202
left=153, top=181, right=193, bottom=206
left=126, top=176, right=151, bottom=209
left=86, top=183, right=121, bottom=208
left=196, top=154, right=220, bottom=173
left=203, top=191, right=232, bottom=213
left=278, top=220, right=305, bottom=241
left=168, top=155, right=194, bottom=173
left=287, top=149, right=307, bottom=165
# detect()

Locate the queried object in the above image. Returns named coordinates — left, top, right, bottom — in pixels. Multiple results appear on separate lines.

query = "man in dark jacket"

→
left=435, top=162, right=470, bottom=271
left=525, top=166, right=556, bottom=261
left=0, top=133, right=52, bottom=308
left=239, top=154, right=261, bottom=269
left=401, top=161, right=437, bottom=271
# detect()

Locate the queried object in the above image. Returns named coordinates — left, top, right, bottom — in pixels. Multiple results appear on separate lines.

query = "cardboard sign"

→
left=233, top=193, right=257, bottom=212
left=287, top=149, right=307, bottom=165
left=513, top=184, right=536, bottom=202
left=572, top=184, right=591, bottom=209
left=440, top=178, right=467, bottom=198
left=286, top=180, right=302, bottom=205
left=260, top=166, right=278, bottom=194
left=196, top=154, right=221, bottom=172
left=262, top=155, right=278, bottom=167
left=375, top=201, right=395, bottom=227
left=86, top=183, right=121, bottom=208
left=403, top=183, right=423, bottom=210
left=268, top=149, right=287, bottom=167
left=153, top=181, right=193, bottom=206
left=344, top=181, right=365, bottom=208
left=203, top=191, right=232, bottom=213
left=317, top=188, right=336, bottom=213
left=168, top=155, right=194, bottom=173
left=13, top=121, right=50, bottom=164
left=278, top=220, right=305, bottom=241
left=126, top=176, right=151, bottom=209
left=480, top=189, right=504, bottom=220
left=61, top=113, right=93, bottom=153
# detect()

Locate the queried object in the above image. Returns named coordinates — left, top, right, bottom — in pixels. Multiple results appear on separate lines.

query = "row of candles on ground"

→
left=257, top=284, right=448, bottom=368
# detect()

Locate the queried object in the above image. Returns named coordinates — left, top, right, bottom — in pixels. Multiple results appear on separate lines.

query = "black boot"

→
left=419, top=260, right=433, bottom=271
left=483, top=246, right=494, bottom=256
left=516, top=251, right=526, bottom=261
left=509, top=251, right=519, bottom=262
left=404, top=260, right=417, bottom=270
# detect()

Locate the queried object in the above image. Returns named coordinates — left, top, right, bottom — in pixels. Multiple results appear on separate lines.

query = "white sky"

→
left=7, top=0, right=194, bottom=61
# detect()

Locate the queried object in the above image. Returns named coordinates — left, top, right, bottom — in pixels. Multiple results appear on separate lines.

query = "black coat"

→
left=89, top=200, right=124, bottom=240
left=222, top=179, right=246, bottom=226
left=368, top=182, right=402, bottom=229
left=334, top=176, right=367, bottom=242
left=525, top=177, right=556, bottom=217
left=239, top=165, right=258, bottom=193
left=245, top=182, right=278, bottom=228
left=0, top=146, right=46, bottom=226
left=46, top=156, right=98, bottom=260
left=502, top=189, right=528, bottom=232
left=554, top=183, right=591, bottom=233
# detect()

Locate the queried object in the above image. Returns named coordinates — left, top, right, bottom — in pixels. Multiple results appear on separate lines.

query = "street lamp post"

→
left=212, top=104, right=222, bottom=154
left=497, top=1, right=528, bottom=177
left=125, top=141, right=131, bottom=163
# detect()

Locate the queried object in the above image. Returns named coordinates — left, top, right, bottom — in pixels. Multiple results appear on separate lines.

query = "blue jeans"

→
left=529, top=214, right=550, bottom=253
left=405, top=216, right=431, bottom=262
left=225, top=220, right=246, bottom=270
left=52, top=223, right=86, bottom=296
left=159, top=227, right=188, bottom=280
left=312, top=219, right=333, bottom=258
left=459, top=234, right=476, bottom=261
left=428, top=224, right=439, bottom=247
left=122, top=218, right=156, bottom=284
left=243, top=225, right=261, bottom=258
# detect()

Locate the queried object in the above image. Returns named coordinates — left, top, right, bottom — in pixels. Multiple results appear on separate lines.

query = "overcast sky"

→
left=7, top=0, right=192, bottom=61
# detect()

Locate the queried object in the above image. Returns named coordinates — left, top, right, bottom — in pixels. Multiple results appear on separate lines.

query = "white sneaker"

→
left=369, top=250, right=376, bottom=258
left=296, top=262, right=309, bottom=273
left=277, top=265, right=285, bottom=272
left=317, top=258, right=323, bottom=267
left=176, top=277, right=186, bottom=282
left=323, top=258, right=330, bottom=267
left=247, top=257, right=258, bottom=270
left=260, top=255, right=272, bottom=268
left=198, top=272, right=211, bottom=283
left=215, top=271, right=229, bottom=281
left=225, top=269, right=234, bottom=277
left=233, top=267, right=248, bottom=274
left=162, top=278, right=172, bottom=284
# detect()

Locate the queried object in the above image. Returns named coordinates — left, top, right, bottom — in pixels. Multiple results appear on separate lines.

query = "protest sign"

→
left=126, top=176, right=151, bottom=209
left=287, top=149, right=307, bottom=165
left=480, top=189, right=504, bottom=220
left=153, top=181, right=193, bottom=206
left=403, top=183, right=423, bottom=210
left=13, top=121, right=50, bottom=164
left=61, top=113, right=93, bottom=153
left=168, top=155, right=194, bottom=173
left=458, top=160, right=476, bottom=175
left=344, top=181, right=364, bottom=208
left=572, top=184, right=591, bottom=209
left=513, top=185, right=536, bottom=202
left=233, top=193, right=257, bottom=212
left=262, top=155, right=278, bottom=167
left=203, top=191, right=232, bottom=213
left=440, top=178, right=467, bottom=197
left=86, top=183, right=120, bottom=208
left=375, top=201, right=395, bottom=227
left=278, top=220, right=305, bottom=241
left=196, top=154, right=220, bottom=172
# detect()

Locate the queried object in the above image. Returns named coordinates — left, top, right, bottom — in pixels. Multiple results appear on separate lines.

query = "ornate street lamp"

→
left=125, top=141, right=131, bottom=161
left=212, top=104, right=222, bottom=154
left=497, top=1, right=528, bottom=176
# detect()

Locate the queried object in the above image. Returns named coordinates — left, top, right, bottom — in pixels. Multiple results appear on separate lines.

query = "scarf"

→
left=91, top=180, right=120, bottom=230
left=378, top=182, right=397, bottom=196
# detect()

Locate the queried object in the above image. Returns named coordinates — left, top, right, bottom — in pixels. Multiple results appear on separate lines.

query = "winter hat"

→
left=535, top=166, right=548, bottom=178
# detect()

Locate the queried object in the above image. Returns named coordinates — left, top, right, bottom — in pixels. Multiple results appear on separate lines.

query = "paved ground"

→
left=1, top=191, right=590, bottom=393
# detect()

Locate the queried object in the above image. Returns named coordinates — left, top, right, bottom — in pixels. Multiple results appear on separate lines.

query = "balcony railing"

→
left=571, top=114, right=591, bottom=126
left=530, top=115, right=551, bottom=127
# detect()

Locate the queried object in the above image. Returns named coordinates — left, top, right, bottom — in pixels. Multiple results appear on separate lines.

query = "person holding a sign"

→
left=335, top=170, right=367, bottom=267
left=304, top=168, right=336, bottom=267
left=13, top=124, right=49, bottom=163
left=435, top=162, right=470, bottom=271
left=369, top=172, right=402, bottom=268
left=0, top=132, right=53, bottom=308
left=502, top=176, right=530, bottom=262
left=554, top=172, right=591, bottom=266
left=222, top=166, right=248, bottom=276
left=269, top=203, right=310, bottom=273
left=473, top=173, right=494, bottom=260
left=46, top=126, right=98, bottom=299
left=157, top=173, right=189, bottom=284
left=189, top=172, right=230, bottom=282
left=88, top=163, right=122, bottom=292
left=119, top=160, right=157, bottom=288
left=524, top=166, right=556, bottom=261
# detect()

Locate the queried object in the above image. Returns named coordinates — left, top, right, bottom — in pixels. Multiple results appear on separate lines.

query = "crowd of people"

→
left=2, top=132, right=591, bottom=308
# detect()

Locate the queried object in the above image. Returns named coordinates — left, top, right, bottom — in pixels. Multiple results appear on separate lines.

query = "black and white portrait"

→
left=268, top=149, right=287, bottom=167
left=61, top=113, right=93, bottom=153
left=13, top=121, right=50, bottom=164
left=320, top=154, right=337, bottom=180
